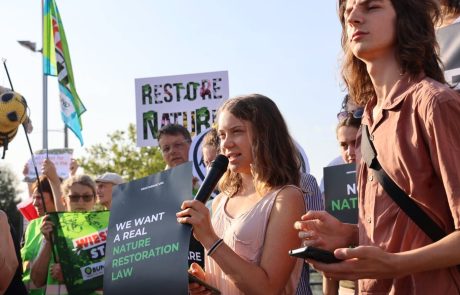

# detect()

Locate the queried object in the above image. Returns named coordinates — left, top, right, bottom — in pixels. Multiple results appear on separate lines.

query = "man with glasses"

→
left=158, top=124, right=192, bottom=169
left=157, top=124, right=204, bottom=268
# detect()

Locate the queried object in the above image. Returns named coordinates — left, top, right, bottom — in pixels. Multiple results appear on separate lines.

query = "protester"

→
left=177, top=94, right=305, bottom=294
left=41, top=159, right=66, bottom=212
left=31, top=175, right=96, bottom=295
left=0, top=211, right=19, bottom=294
left=158, top=124, right=192, bottom=169
left=323, top=107, right=362, bottom=295
left=335, top=109, right=361, bottom=166
left=296, top=0, right=460, bottom=293
left=201, top=128, right=220, bottom=209
left=296, top=172, right=323, bottom=295
left=159, top=123, right=205, bottom=267
left=21, top=176, right=56, bottom=295
left=319, top=94, right=363, bottom=194
left=1, top=209, right=27, bottom=295
left=95, top=172, right=124, bottom=209
left=158, top=123, right=201, bottom=193
left=436, top=0, right=460, bottom=92
left=201, top=128, right=220, bottom=171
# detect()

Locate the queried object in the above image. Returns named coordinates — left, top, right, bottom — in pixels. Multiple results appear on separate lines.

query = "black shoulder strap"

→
left=361, top=125, right=446, bottom=242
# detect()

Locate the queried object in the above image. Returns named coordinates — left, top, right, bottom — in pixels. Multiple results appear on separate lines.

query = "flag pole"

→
left=42, top=0, right=48, bottom=150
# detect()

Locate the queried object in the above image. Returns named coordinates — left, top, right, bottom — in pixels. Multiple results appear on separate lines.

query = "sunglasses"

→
left=67, top=194, right=94, bottom=203
left=337, top=108, right=364, bottom=121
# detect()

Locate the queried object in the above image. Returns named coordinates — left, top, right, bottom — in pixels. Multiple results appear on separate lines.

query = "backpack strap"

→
left=361, top=125, right=446, bottom=242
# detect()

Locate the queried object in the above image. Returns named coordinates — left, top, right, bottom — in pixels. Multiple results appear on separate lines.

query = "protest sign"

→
left=25, top=148, right=73, bottom=182
left=104, top=163, right=193, bottom=295
left=49, top=211, right=110, bottom=295
left=437, top=22, right=460, bottom=91
left=135, top=71, right=229, bottom=147
left=324, top=163, right=358, bottom=224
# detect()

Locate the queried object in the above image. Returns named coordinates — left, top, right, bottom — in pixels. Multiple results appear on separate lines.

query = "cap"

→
left=95, top=172, right=124, bottom=185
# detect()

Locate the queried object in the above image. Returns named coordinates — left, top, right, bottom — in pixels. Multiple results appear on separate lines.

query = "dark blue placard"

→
left=324, top=163, right=358, bottom=224
left=104, top=163, right=193, bottom=295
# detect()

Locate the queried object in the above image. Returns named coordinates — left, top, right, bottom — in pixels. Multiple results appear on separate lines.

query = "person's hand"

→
left=176, top=200, right=217, bottom=248
left=188, top=263, right=211, bottom=295
left=294, top=211, right=356, bottom=251
left=41, top=159, right=59, bottom=183
left=189, top=262, right=206, bottom=281
left=307, top=246, right=400, bottom=281
left=40, top=215, right=54, bottom=242
left=69, top=159, right=79, bottom=177
left=50, top=263, right=64, bottom=282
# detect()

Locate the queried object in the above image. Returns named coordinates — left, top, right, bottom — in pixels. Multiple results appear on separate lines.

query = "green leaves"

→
left=78, top=124, right=166, bottom=181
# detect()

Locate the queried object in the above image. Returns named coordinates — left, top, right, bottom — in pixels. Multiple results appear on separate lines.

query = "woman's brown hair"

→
left=338, top=0, right=445, bottom=106
left=217, top=94, right=300, bottom=196
left=31, top=175, right=55, bottom=202
left=202, top=128, right=220, bottom=151
left=442, top=0, right=460, bottom=15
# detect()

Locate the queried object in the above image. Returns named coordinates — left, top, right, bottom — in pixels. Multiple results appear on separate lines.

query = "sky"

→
left=0, top=0, right=346, bottom=200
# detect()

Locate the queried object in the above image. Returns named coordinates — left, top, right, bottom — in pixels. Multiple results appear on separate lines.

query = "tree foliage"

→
left=78, top=124, right=166, bottom=181
left=0, top=164, right=22, bottom=240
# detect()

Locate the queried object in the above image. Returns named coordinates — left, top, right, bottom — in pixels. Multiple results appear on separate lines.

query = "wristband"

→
left=207, top=238, right=224, bottom=256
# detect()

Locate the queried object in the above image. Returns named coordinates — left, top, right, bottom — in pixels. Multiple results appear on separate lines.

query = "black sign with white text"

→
left=103, top=163, right=193, bottom=294
left=324, top=163, right=358, bottom=224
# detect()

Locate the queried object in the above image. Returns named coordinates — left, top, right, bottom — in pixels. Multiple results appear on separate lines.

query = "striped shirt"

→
left=296, top=173, right=324, bottom=295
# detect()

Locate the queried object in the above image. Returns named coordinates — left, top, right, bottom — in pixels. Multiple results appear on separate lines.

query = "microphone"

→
left=194, top=154, right=229, bottom=203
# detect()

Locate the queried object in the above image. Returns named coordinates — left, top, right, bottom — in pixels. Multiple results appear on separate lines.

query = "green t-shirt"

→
left=21, top=217, right=45, bottom=295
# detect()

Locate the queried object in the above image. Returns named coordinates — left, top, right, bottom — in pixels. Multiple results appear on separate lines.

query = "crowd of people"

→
left=1, top=0, right=460, bottom=294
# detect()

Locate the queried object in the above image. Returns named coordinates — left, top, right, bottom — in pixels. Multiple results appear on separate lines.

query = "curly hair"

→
left=217, top=94, right=300, bottom=196
left=338, top=0, right=445, bottom=106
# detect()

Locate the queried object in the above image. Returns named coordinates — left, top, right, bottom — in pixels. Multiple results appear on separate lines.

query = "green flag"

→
left=43, top=0, right=86, bottom=145
left=49, top=211, right=110, bottom=295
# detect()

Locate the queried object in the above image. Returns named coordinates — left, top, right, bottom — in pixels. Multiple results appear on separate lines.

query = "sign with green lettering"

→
left=324, top=163, right=358, bottom=224
left=135, top=71, right=229, bottom=147
left=50, top=210, right=110, bottom=295
left=103, top=163, right=193, bottom=294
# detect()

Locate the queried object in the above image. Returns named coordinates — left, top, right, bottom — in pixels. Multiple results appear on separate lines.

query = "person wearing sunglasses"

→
left=31, top=175, right=97, bottom=295
left=319, top=94, right=364, bottom=194
left=336, top=107, right=364, bottom=122
left=322, top=108, right=362, bottom=295
left=336, top=112, right=362, bottom=165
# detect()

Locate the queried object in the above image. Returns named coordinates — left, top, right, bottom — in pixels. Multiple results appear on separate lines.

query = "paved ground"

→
left=310, top=269, right=323, bottom=294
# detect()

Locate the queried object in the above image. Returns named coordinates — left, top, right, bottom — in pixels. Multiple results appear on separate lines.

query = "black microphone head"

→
left=194, top=155, right=229, bottom=204
left=211, top=154, right=229, bottom=171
